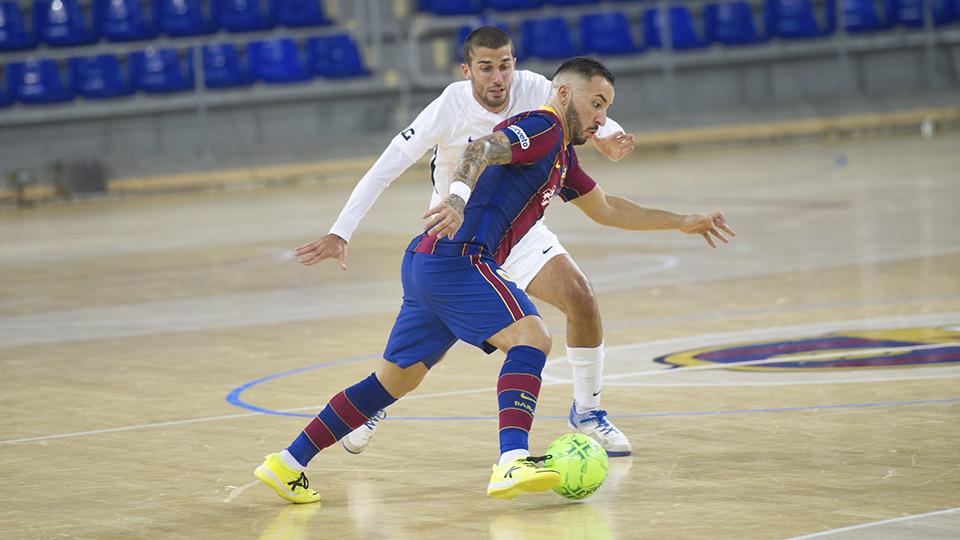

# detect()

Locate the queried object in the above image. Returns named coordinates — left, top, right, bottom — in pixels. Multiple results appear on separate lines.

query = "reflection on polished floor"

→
left=1, top=132, right=958, bottom=539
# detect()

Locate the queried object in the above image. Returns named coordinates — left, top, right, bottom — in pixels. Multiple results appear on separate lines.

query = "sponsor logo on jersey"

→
left=655, top=326, right=960, bottom=371
left=401, top=127, right=415, bottom=140
left=541, top=186, right=556, bottom=207
left=507, top=125, right=530, bottom=149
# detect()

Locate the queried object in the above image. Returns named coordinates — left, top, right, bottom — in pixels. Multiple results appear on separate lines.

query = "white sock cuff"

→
left=499, top=449, right=530, bottom=466
left=566, top=342, right=604, bottom=367
left=279, top=449, right=307, bottom=472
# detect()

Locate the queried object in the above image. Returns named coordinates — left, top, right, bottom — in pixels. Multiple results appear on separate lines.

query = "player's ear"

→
left=460, top=62, right=471, bottom=80
left=557, top=84, right=571, bottom=106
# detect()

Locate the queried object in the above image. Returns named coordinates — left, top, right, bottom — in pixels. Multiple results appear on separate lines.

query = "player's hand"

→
left=593, top=130, right=636, bottom=162
left=679, top=212, right=736, bottom=248
left=293, top=233, right=348, bottom=269
left=423, top=194, right=465, bottom=240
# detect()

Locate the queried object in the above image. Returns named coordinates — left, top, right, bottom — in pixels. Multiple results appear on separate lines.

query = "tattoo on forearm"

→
left=445, top=193, right=465, bottom=214
left=452, top=132, right=512, bottom=189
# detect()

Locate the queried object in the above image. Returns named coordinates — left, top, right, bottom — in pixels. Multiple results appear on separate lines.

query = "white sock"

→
left=279, top=449, right=306, bottom=472
left=567, top=343, right=604, bottom=411
left=499, top=449, right=530, bottom=466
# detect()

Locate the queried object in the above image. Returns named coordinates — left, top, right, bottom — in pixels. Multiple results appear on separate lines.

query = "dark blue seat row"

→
left=424, top=0, right=613, bottom=15
left=430, top=0, right=960, bottom=21
left=0, top=0, right=333, bottom=51
left=1, top=33, right=368, bottom=106
left=457, top=0, right=960, bottom=60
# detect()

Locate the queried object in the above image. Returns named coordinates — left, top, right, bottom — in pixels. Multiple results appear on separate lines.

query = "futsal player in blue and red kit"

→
left=255, top=57, right=735, bottom=504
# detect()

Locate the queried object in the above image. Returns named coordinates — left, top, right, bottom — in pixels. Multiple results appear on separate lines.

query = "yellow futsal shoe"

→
left=255, top=453, right=322, bottom=504
left=487, top=455, right=561, bottom=500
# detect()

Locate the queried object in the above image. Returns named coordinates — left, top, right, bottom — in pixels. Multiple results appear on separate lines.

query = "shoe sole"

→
left=254, top=464, right=322, bottom=505
left=487, top=470, right=561, bottom=500
left=567, top=421, right=633, bottom=458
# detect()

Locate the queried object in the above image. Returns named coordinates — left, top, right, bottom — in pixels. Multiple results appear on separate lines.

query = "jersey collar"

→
left=538, top=105, right=568, bottom=146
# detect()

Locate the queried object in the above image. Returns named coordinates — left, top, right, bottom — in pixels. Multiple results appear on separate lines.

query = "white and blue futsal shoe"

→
left=567, top=402, right=632, bottom=457
left=341, top=409, right=387, bottom=454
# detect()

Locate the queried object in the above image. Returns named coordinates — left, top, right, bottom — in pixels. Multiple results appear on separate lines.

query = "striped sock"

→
left=497, top=345, right=547, bottom=455
left=286, top=373, right=397, bottom=467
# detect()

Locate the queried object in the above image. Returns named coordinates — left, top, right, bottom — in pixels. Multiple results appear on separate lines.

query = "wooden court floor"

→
left=1, top=132, right=958, bottom=539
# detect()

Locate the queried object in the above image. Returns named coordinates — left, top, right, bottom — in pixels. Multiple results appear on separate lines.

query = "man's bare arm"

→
left=572, top=185, right=736, bottom=248
left=423, top=131, right=512, bottom=239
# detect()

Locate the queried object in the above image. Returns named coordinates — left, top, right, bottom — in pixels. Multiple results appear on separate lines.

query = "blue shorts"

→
left=383, top=249, right=540, bottom=369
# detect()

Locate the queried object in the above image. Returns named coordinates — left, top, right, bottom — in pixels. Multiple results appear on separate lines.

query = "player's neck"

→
left=543, top=100, right=570, bottom=146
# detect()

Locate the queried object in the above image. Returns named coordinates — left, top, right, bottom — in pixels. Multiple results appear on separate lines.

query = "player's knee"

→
left=526, top=320, right=553, bottom=355
left=527, top=332, right=552, bottom=356
left=562, top=274, right=600, bottom=321
left=375, top=362, right=426, bottom=398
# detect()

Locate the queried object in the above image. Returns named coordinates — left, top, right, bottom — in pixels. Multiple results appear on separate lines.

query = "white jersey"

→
left=391, top=70, right=555, bottom=207
left=328, top=69, right=622, bottom=242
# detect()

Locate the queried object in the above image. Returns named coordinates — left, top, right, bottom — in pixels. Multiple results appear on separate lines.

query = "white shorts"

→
left=499, top=220, right=568, bottom=291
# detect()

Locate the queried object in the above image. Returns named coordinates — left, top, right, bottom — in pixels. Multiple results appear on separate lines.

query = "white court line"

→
left=785, top=507, right=960, bottom=539
left=223, top=480, right=259, bottom=503
left=0, top=411, right=264, bottom=445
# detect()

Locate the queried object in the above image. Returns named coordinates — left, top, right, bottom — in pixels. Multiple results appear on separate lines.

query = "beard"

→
left=474, top=81, right=507, bottom=110
left=564, top=101, right=588, bottom=146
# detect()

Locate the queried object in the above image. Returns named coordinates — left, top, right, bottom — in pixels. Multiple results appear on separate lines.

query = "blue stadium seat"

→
left=580, top=11, right=638, bottom=55
left=273, top=0, right=332, bottom=27
left=69, top=54, right=133, bottom=98
left=214, top=0, right=275, bottom=32
left=32, top=0, right=98, bottom=46
left=549, top=0, right=601, bottom=5
left=0, top=1, right=36, bottom=50
left=704, top=2, right=766, bottom=45
left=157, top=0, right=217, bottom=36
left=93, top=0, right=158, bottom=42
left=305, top=33, right=369, bottom=78
left=643, top=6, right=710, bottom=50
left=248, top=37, right=311, bottom=83
left=488, top=0, right=545, bottom=11
left=885, top=0, right=954, bottom=26
left=7, top=59, right=74, bottom=104
left=423, top=0, right=485, bottom=16
left=202, top=42, right=253, bottom=88
left=521, top=16, right=576, bottom=59
left=129, top=47, right=195, bottom=93
left=840, top=0, right=893, bottom=31
left=763, top=0, right=833, bottom=38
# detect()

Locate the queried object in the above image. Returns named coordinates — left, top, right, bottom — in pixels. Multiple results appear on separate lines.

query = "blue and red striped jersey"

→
left=413, top=106, right=597, bottom=264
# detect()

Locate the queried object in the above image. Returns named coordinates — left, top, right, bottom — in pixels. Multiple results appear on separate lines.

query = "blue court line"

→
left=226, top=350, right=960, bottom=421
left=225, top=347, right=959, bottom=420
left=225, top=353, right=379, bottom=417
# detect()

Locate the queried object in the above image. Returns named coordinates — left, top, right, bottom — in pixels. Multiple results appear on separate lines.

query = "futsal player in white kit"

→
left=294, top=27, right=637, bottom=456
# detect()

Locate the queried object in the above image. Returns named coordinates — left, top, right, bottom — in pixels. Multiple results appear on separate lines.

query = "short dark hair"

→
left=463, top=26, right=514, bottom=64
left=552, top=57, right=615, bottom=85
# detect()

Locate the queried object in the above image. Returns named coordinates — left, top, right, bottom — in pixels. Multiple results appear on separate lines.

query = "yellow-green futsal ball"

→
left=545, top=433, right=609, bottom=500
